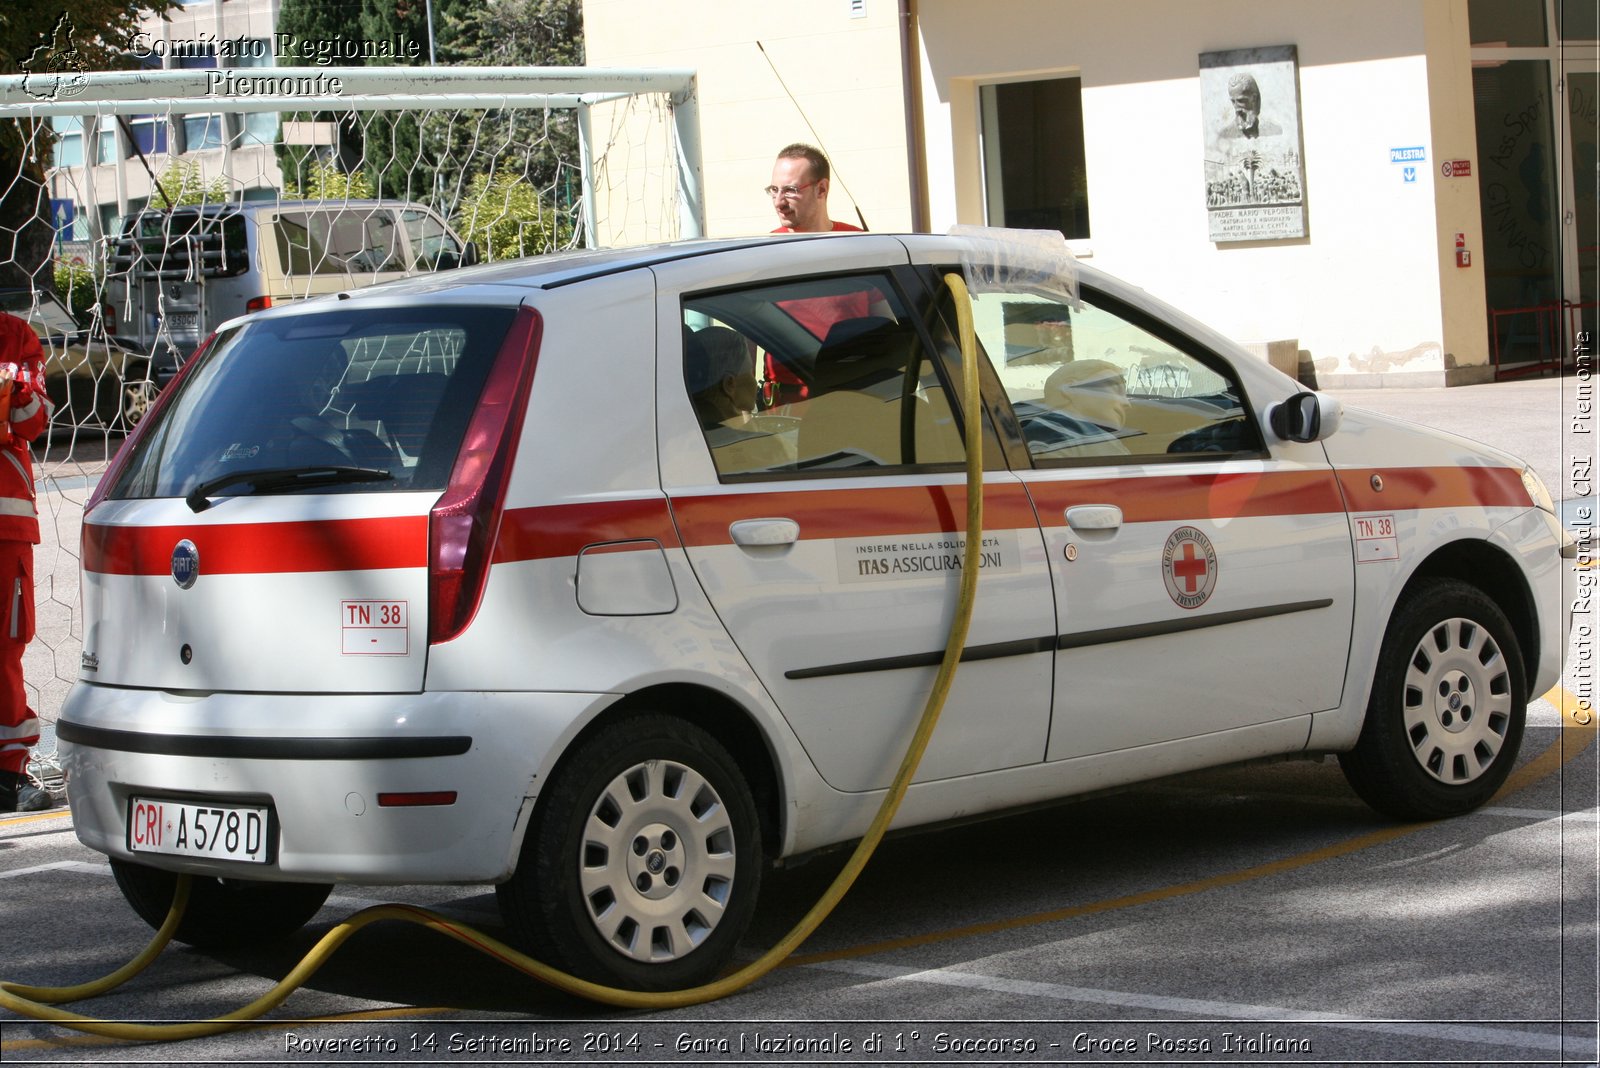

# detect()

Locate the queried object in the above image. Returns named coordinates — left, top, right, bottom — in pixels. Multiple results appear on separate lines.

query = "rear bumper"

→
left=58, top=684, right=607, bottom=884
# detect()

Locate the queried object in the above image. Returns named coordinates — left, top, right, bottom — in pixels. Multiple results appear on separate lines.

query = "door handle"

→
left=1065, top=505, right=1122, bottom=534
left=729, top=518, right=800, bottom=547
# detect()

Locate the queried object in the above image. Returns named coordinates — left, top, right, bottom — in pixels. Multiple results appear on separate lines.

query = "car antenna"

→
left=756, top=39, right=869, bottom=232
left=116, top=116, right=176, bottom=210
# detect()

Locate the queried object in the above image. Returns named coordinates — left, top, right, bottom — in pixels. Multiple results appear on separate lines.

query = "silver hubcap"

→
left=579, top=758, right=737, bottom=963
left=123, top=382, right=156, bottom=427
left=1403, top=616, right=1512, bottom=784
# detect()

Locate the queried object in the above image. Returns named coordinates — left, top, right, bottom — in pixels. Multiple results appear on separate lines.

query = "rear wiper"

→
left=185, top=466, right=393, bottom=513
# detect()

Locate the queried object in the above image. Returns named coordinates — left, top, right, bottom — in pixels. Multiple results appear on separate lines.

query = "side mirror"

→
left=1268, top=390, right=1342, bottom=443
left=460, top=241, right=480, bottom=268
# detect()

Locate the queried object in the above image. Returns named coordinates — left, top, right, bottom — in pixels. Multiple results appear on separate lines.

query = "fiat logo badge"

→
left=171, top=539, right=199, bottom=589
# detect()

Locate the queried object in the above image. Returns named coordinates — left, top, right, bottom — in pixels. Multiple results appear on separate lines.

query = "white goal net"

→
left=0, top=66, right=703, bottom=783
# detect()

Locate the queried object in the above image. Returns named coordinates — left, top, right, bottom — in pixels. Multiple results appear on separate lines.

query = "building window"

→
left=1559, top=0, right=1598, bottom=40
left=237, top=41, right=280, bottom=147
left=175, top=47, right=217, bottom=70
left=127, top=116, right=169, bottom=156
left=1468, top=0, right=1548, bottom=45
left=96, top=126, right=120, bottom=165
left=50, top=116, right=84, bottom=168
left=183, top=113, right=227, bottom=152
left=978, top=77, right=1091, bottom=241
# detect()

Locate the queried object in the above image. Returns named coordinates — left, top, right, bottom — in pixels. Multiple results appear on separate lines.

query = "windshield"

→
left=106, top=304, right=519, bottom=502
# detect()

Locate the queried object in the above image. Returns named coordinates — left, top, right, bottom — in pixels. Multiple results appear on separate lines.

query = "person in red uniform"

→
left=0, top=310, right=54, bottom=813
left=766, top=143, right=867, bottom=404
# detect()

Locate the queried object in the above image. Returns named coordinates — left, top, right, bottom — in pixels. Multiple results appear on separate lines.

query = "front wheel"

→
left=1340, top=578, right=1527, bottom=820
left=110, top=858, right=333, bottom=950
left=497, top=714, right=764, bottom=992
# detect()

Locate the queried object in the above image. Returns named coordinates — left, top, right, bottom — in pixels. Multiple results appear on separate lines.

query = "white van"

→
left=59, top=232, right=1569, bottom=992
left=105, top=199, right=477, bottom=364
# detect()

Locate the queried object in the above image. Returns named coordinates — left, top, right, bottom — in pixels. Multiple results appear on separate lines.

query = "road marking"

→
left=3, top=689, right=1589, bottom=1053
left=789, top=686, right=1593, bottom=968
left=0, top=860, right=106, bottom=881
left=0, top=809, right=71, bottom=828
left=805, top=958, right=1568, bottom=1052
left=1480, top=804, right=1600, bottom=822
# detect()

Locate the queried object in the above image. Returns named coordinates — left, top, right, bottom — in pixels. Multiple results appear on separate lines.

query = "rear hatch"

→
left=81, top=299, right=529, bottom=694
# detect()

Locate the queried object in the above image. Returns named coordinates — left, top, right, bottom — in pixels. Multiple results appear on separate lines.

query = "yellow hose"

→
left=0, top=271, right=987, bottom=1037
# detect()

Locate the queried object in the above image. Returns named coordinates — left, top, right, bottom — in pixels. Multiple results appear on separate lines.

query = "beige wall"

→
left=918, top=0, right=1487, bottom=384
left=584, top=0, right=1489, bottom=385
left=582, top=0, right=913, bottom=237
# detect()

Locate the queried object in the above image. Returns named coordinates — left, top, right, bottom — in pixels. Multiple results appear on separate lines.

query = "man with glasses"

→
left=767, top=143, right=861, bottom=234
left=761, top=144, right=869, bottom=405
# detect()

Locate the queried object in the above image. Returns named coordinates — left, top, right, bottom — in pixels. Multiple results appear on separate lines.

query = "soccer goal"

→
left=0, top=65, right=702, bottom=779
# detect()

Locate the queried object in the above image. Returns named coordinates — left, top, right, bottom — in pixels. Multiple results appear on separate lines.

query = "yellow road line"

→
left=0, top=809, right=69, bottom=828
left=787, top=685, right=1594, bottom=967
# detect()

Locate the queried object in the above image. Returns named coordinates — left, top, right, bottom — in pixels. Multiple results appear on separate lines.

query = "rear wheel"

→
left=1340, top=579, right=1527, bottom=820
left=121, top=375, right=158, bottom=429
left=497, top=714, right=763, bottom=991
left=110, top=858, right=333, bottom=950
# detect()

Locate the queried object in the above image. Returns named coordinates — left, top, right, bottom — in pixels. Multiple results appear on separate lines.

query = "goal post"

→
left=0, top=65, right=703, bottom=778
left=0, top=65, right=705, bottom=247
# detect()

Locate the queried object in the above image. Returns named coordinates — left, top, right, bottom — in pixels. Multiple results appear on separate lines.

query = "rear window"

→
left=105, top=305, right=518, bottom=502
left=112, top=210, right=249, bottom=279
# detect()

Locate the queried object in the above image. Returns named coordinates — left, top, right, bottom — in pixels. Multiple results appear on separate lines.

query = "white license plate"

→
left=165, top=312, right=199, bottom=335
left=128, top=797, right=271, bottom=864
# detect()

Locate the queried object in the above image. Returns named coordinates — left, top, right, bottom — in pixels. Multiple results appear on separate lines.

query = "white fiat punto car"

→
left=60, top=231, right=1570, bottom=991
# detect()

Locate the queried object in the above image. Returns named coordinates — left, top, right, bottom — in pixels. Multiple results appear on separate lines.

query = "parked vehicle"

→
left=58, top=231, right=1570, bottom=991
left=104, top=199, right=477, bottom=365
left=0, top=288, right=163, bottom=432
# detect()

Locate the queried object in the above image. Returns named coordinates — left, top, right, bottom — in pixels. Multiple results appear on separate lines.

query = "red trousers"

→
left=0, top=541, right=35, bottom=776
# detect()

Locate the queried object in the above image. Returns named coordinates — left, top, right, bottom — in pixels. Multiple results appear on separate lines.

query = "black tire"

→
left=110, top=858, right=333, bottom=950
left=1340, top=578, right=1527, bottom=820
left=497, top=714, right=764, bottom=992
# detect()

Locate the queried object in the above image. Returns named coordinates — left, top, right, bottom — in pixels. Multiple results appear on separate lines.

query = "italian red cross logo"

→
left=1162, top=526, right=1218, bottom=609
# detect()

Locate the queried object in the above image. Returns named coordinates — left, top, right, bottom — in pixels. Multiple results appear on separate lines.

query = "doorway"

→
left=1470, top=0, right=1598, bottom=375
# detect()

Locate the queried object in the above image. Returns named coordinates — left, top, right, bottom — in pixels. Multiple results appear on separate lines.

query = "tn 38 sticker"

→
left=341, top=599, right=410, bottom=655
left=1353, top=513, right=1399, bottom=562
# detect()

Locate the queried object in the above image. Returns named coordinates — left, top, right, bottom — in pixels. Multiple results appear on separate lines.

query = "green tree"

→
left=456, top=168, right=573, bottom=260
left=447, top=0, right=583, bottom=68
left=275, top=0, right=475, bottom=201
left=150, top=160, right=231, bottom=207
left=441, top=0, right=584, bottom=241
left=302, top=159, right=375, bottom=200
left=0, top=2, right=181, bottom=289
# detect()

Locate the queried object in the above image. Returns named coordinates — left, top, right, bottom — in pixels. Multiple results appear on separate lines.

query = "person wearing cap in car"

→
left=0, top=310, right=55, bottom=812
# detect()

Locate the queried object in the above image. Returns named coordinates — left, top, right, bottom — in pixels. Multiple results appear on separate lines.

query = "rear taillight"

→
left=101, top=303, right=117, bottom=335
left=245, top=295, right=272, bottom=314
left=84, top=330, right=218, bottom=514
left=428, top=305, right=541, bottom=644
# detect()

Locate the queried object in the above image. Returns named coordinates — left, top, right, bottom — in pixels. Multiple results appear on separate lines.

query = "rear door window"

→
left=276, top=209, right=404, bottom=276
left=682, top=273, right=966, bottom=478
left=105, top=305, right=518, bottom=502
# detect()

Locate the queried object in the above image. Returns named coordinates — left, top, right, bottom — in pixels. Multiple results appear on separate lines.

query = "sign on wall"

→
left=1200, top=45, right=1308, bottom=243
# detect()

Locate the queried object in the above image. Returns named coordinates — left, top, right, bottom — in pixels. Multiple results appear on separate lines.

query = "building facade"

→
left=585, top=0, right=1597, bottom=388
left=48, top=0, right=286, bottom=249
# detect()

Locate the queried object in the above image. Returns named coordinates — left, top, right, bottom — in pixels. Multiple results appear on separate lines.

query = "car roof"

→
left=331, top=232, right=923, bottom=296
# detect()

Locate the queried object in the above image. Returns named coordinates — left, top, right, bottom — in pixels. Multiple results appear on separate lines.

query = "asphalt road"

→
left=2, top=374, right=1593, bottom=1064
left=1, top=684, right=1594, bottom=1063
